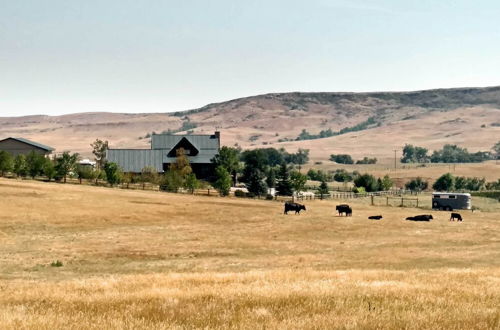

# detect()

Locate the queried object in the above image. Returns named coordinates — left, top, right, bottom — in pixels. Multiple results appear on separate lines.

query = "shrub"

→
left=405, top=177, right=429, bottom=191
left=265, top=194, right=274, bottom=200
left=50, top=260, right=63, bottom=267
left=330, top=154, right=354, bottom=164
left=234, top=189, right=246, bottom=197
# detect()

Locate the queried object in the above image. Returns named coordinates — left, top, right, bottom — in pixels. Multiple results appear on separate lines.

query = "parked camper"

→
left=432, top=192, right=471, bottom=211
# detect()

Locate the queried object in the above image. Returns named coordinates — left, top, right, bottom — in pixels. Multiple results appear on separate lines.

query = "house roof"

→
left=106, top=149, right=165, bottom=173
left=106, top=132, right=220, bottom=172
left=0, top=137, right=55, bottom=151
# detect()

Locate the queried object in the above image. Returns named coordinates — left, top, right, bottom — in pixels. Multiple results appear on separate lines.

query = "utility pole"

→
left=393, top=149, right=397, bottom=171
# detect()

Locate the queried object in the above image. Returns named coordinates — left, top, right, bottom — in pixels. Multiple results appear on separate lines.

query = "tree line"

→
left=401, top=142, right=499, bottom=163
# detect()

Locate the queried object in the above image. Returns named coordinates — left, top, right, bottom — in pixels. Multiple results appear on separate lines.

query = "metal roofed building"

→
left=106, top=131, right=220, bottom=179
left=0, top=137, right=55, bottom=156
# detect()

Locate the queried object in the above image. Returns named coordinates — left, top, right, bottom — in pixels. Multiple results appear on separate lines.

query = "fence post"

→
left=416, top=198, right=419, bottom=208
left=371, top=195, right=374, bottom=206
left=208, top=189, right=210, bottom=196
left=401, top=197, right=404, bottom=207
left=386, top=196, right=389, bottom=206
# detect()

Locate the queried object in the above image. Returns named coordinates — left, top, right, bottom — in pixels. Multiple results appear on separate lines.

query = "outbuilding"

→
left=0, top=137, right=54, bottom=157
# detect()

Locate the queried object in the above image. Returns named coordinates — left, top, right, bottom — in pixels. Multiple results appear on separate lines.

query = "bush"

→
left=352, top=186, right=366, bottom=194
left=405, top=177, right=428, bottom=191
left=354, top=174, right=379, bottom=192
left=265, top=194, right=274, bottom=200
left=330, top=154, right=354, bottom=164
left=433, top=173, right=455, bottom=191
left=234, top=189, right=246, bottom=197
left=50, top=260, right=63, bottom=267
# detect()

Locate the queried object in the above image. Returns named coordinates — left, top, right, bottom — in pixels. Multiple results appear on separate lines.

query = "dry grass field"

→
left=1, top=178, right=499, bottom=329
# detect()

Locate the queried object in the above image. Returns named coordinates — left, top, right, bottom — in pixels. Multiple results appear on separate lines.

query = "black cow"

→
left=450, top=213, right=463, bottom=221
left=368, top=215, right=383, bottom=220
left=284, top=202, right=306, bottom=215
left=406, top=214, right=433, bottom=221
left=336, top=204, right=352, bottom=216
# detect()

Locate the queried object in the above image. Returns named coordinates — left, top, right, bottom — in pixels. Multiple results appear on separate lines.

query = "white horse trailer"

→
left=432, top=192, right=471, bottom=211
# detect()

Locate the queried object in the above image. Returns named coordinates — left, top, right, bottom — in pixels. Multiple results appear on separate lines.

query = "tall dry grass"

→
left=0, top=178, right=499, bottom=329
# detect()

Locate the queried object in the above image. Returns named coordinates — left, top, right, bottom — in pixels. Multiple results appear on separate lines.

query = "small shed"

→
left=0, top=137, right=55, bottom=157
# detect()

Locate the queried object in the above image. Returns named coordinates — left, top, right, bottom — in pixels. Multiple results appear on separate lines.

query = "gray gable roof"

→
left=0, top=137, right=55, bottom=151
left=106, top=149, right=164, bottom=173
left=106, top=132, right=220, bottom=173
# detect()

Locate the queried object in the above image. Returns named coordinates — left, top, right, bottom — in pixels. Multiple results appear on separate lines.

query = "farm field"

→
left=0, top=178, right=499, bottom=329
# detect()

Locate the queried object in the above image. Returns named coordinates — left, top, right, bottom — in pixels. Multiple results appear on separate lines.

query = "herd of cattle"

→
left=283, top=202, right=464, bottom=222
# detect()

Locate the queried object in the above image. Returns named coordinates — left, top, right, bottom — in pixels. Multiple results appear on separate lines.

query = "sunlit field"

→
left=1, top=178, right=499, bottom=329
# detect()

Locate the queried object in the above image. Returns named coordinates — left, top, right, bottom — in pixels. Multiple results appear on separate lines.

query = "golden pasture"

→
left=0, top=178, right=499, bottom=329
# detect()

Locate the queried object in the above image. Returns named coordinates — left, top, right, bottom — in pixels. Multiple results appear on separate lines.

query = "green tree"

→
left=493, top=141, right=500, bottom=160
left=213, top=166, right=232, bottom=196
left=266, top=167, right=276, bottom=188
left=25, top=151, right=46, bottom=179
left=247, top=169, right=268, bottom=197
left=185, top=173, right=199, bottom=194
left=42, top=158, right=56, bottom=181
left=401, top=144, right=429, bottom=163
left=90, top=139, right=109, bottom=170
left=104, top=162, right=123, bottom=186
left=13, top=154, right=27, bottom=177
left=276, top=163, right=293, bottom=196
left=380, top=175, right=393, bottom=191
left=329, top=154, right=354, bottom=164
left=163, top=148, right=192, bottom=192
left=405, top=177, right=428, bottom=191
left=211, top=146, right=241, bottom=186
left=354, top=173, right=379, bottom=192
left=433, top=173, right=455, bottom=191
left=0, top=151, right=13, bottom=176
left=317, top=180, right=329, bottom=198
left=55, top=152, right=79, bottom=183
left=76, top=165, right=94, bottom=184
left=291, top=171, right=307, bottom=193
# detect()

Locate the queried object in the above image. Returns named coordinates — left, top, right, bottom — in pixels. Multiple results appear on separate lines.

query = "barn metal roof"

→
left=106, top=133, right=220, bottom=173
left=0, top=137, right=55, bottom=151
left=106, top=149, right=164, bottom=173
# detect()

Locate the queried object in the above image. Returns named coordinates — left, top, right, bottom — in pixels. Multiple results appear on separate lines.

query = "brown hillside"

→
left=1, top=87, right=499, bottom=162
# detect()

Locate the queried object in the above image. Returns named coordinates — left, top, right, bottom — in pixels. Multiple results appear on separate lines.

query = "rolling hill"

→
left=1, top=86, right=499, bottom=163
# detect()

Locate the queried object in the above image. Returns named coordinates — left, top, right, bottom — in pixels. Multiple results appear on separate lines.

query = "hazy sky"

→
left=1, top=0, right=500, bottom=116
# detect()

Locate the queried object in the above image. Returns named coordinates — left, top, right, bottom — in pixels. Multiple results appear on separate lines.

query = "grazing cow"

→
left=450, top=213, right=463, bottom=221
left=284, top=202, right=306, bottom=215
left=368, top=215, right=383, bottom=220
left=336, top=204, right=352, bottom=216
left=406, top=214, right=433, bottom=221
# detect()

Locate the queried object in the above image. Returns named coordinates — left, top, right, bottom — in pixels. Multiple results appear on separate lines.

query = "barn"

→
left=106, top=131, right=220, bottom=180
left=0, top=137, right=55, bottom=157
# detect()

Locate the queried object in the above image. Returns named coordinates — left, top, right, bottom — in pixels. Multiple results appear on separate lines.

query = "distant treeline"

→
left=402, top=142, right=499, bottom=163
left=295, top=117, right=379, bottom=141
left=329, top=154, right=377, bottom=164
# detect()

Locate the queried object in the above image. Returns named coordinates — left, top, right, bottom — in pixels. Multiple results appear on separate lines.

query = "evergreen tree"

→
left=317, top=180, right=329, bottom=198
left=266, top=167, right=276, bottom=188
left=246, top=169, right=268, bottom=197
left=276, top=163, right=293, bottom=196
